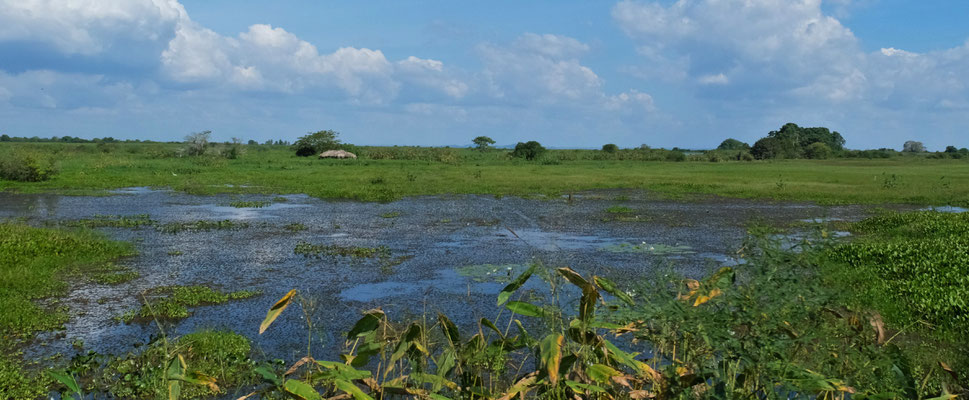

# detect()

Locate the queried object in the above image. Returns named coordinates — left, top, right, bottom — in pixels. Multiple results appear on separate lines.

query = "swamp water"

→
left=0, top=189, right=876, bottom=363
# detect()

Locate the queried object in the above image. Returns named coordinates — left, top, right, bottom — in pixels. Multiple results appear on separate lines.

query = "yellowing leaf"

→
left=260, top=289, right=296, bottom=334
left=540, top=334, right=564, bottom=386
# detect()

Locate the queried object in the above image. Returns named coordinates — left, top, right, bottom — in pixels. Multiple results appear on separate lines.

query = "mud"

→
left=0, top=188, right=890, bottom=362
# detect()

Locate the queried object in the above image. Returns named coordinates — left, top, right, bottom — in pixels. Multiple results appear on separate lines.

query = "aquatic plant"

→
left=284, top=222, right=308, bottom=232
left=158, top=219, right=249, bottom=234
left=380, top=211, right=402, bottom=218
left=603, top=242, right=695, bottom=255
left=61, top=214, right=156, bottom=229
left=293, top=241, right=391, bottom=259
left=118, top=286, right=260, bottom=323
left=228, top=200, right=269, bottom=208
left=605, top=205, right=634, bottom=214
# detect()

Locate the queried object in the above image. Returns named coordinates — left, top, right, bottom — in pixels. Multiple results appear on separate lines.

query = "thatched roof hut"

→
left=319, top=150, right=357, bottom=159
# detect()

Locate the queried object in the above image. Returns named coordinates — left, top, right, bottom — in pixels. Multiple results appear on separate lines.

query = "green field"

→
left=1, top=142, right=968, bottom=205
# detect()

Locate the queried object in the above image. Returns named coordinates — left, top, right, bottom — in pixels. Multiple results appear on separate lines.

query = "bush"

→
left=804, top=142, right=833, bottom=159
left=602, top=143, right=618, bottom=153
left=0, top=151, right=58, bottom=182
left=665, top=150, right=686, bottom=162
left=183, top=130, right=210, bottom=156
left=293, top=130, right=341, bottom=157
left=510, top=141, right=546, bottom=160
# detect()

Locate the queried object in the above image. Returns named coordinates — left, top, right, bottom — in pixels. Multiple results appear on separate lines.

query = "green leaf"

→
left=254, top=366, right=282, bottom=386
left=479, top=317, right=505, bottom=340
left=438, top=313, right=460, bottom=345
left=334, top=379, right=373, bottom=400
left=586, top=364, right=621, bottom=383
left=48, top=370, right=81, bottom=396
left=594, top=276, right=634, bottom=305
left=283, top=379, right=322, bottom=400
left=505, top=301, right=544, bottom=317
left=497, top=263, right=536, bottom=305
left=347, top=309, right=384, bottom=339
left=260, top=289, right=297, bottom=334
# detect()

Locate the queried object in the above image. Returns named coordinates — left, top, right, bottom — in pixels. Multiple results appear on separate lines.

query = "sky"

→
left=1, top=0, right=967, bottom=150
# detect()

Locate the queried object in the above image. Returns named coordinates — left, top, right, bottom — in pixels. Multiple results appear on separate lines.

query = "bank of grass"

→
left=2, top=142, right=968, bottom=205
left=0, top=223, right=134, bottom=398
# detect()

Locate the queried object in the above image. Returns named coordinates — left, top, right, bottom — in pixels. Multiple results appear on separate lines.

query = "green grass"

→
left=2, top=142, right=967, bottom=205
left=118, top=285, right=260, bottom=323
left=0, top=223, right=133, bottom=398
left=227, top=200, right=269, bottom=208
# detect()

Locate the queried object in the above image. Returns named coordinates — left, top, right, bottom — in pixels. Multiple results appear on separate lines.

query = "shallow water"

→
left=0, top=189, right=877, bottom=362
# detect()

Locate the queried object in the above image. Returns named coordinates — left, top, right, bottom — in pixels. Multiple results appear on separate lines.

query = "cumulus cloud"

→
left=613, top=0, right=864, bottom=100
left=0, top=0, right=186, bottom=56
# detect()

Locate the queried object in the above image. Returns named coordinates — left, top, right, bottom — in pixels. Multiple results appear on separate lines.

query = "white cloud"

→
left=478, top=34, right=604, bottom=102
left=697, top=73, right=728, bottom=85
left=0, top=0, right=187, bottom=55
left=613, top=0, right=863, bottom=99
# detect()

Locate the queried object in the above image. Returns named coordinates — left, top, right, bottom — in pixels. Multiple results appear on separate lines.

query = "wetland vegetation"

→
left=1, top=135, right=968, bottom=399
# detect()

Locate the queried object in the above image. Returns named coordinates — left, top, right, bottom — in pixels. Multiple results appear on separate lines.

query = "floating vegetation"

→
left=117, top=285, right=259, bottom=323
left=158, top=219, right=249, bottom=234
left=228, top=200, right=269, bottom=208
left=380, top=211, right=402, bottom=218
left=456, top=263, right=530, bottom=283
left=272, top=196, right=289, bottom=202
left=603, top=242, right=695, bottom=255
left=167, top=250, right=183, bottom=256
left=294, top=241, right=391, bottom=259
left=61, top=214, right=156, bottom=229
left=604, top=205, right=634, bottom=214
left=283, top=222, right=308, bottom=232
left=602, top=214, right=651, bottom=222
left=90, top=263, right=140, bottom=285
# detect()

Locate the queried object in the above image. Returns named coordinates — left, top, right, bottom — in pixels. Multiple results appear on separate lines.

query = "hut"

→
left=318, top=150, right=357, bottom=159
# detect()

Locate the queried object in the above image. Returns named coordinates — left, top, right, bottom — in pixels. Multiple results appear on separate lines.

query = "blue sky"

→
left=1, top=0, right=967, bottom=150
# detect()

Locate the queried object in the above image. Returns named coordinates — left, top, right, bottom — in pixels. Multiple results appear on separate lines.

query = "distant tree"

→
left=751, top=137, right=785, bottom=160
left=902, top=141, right=925, bottom=153
left=247, top=139, right=258, bottom=145
left=472, top=136, right=496, bottom=151
left=602, top=143, right=619, bottom=153
left=0, top=134, right=9, bottom=142
left=945, top=145, right=958, bottom=153
left=264, top=139, right=273, bottom=145
left=665, top=150, right=686, bottom=162
left=293, top=130, right=341, bottom=157
left=804, top=142, right=833, bottom=159
left=511, top=141, right=546, bottom=160
left=184, top=130, right=211, bottom=156
left=717, top=138, right=750, bottom=151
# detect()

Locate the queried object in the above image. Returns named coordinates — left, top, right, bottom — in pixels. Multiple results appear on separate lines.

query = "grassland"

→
left=1, top=142, right=967, bottom=205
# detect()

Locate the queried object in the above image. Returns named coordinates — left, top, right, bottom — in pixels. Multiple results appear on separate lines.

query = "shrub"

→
left=510, top=141, right=546, bottom=160
left=902, top=140, right=925, bottom=153
left=601, top=143, right=619, bottom=153
left=183, top=130, right=210, bottom=156
left=293, top=130, right=341, bottom=157
left=804, top=142, right=833, bottom=159
left=0, top=151, right=58, bottom=182
left=665, top=150, right=686, bottom=162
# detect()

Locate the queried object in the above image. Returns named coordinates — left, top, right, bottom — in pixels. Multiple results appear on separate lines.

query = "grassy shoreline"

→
left=1, top=143, right=968, bottom=205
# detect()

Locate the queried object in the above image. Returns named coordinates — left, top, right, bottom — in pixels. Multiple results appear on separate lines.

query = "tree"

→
left=902, top=141, right=925, bottom=153
left=184, top=130, right=211, bottom=156
left=293, top=130, right=341, bottom=157
left=602, top=143, right=619, bottom=153
left=945, top=146, right=958, bottom=153
left=0, top=134, right=9, bottom=142
left=717, top=138, right=750, bottom=151
left=472, top=136, right=496, bottom=151
left=511, top=141, right=546, bottom=160
left=247, top=139, right=258, bottom=145
left=804, top=142, right=833, bottom=159
left=751, top=137, right=784, bottom=160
